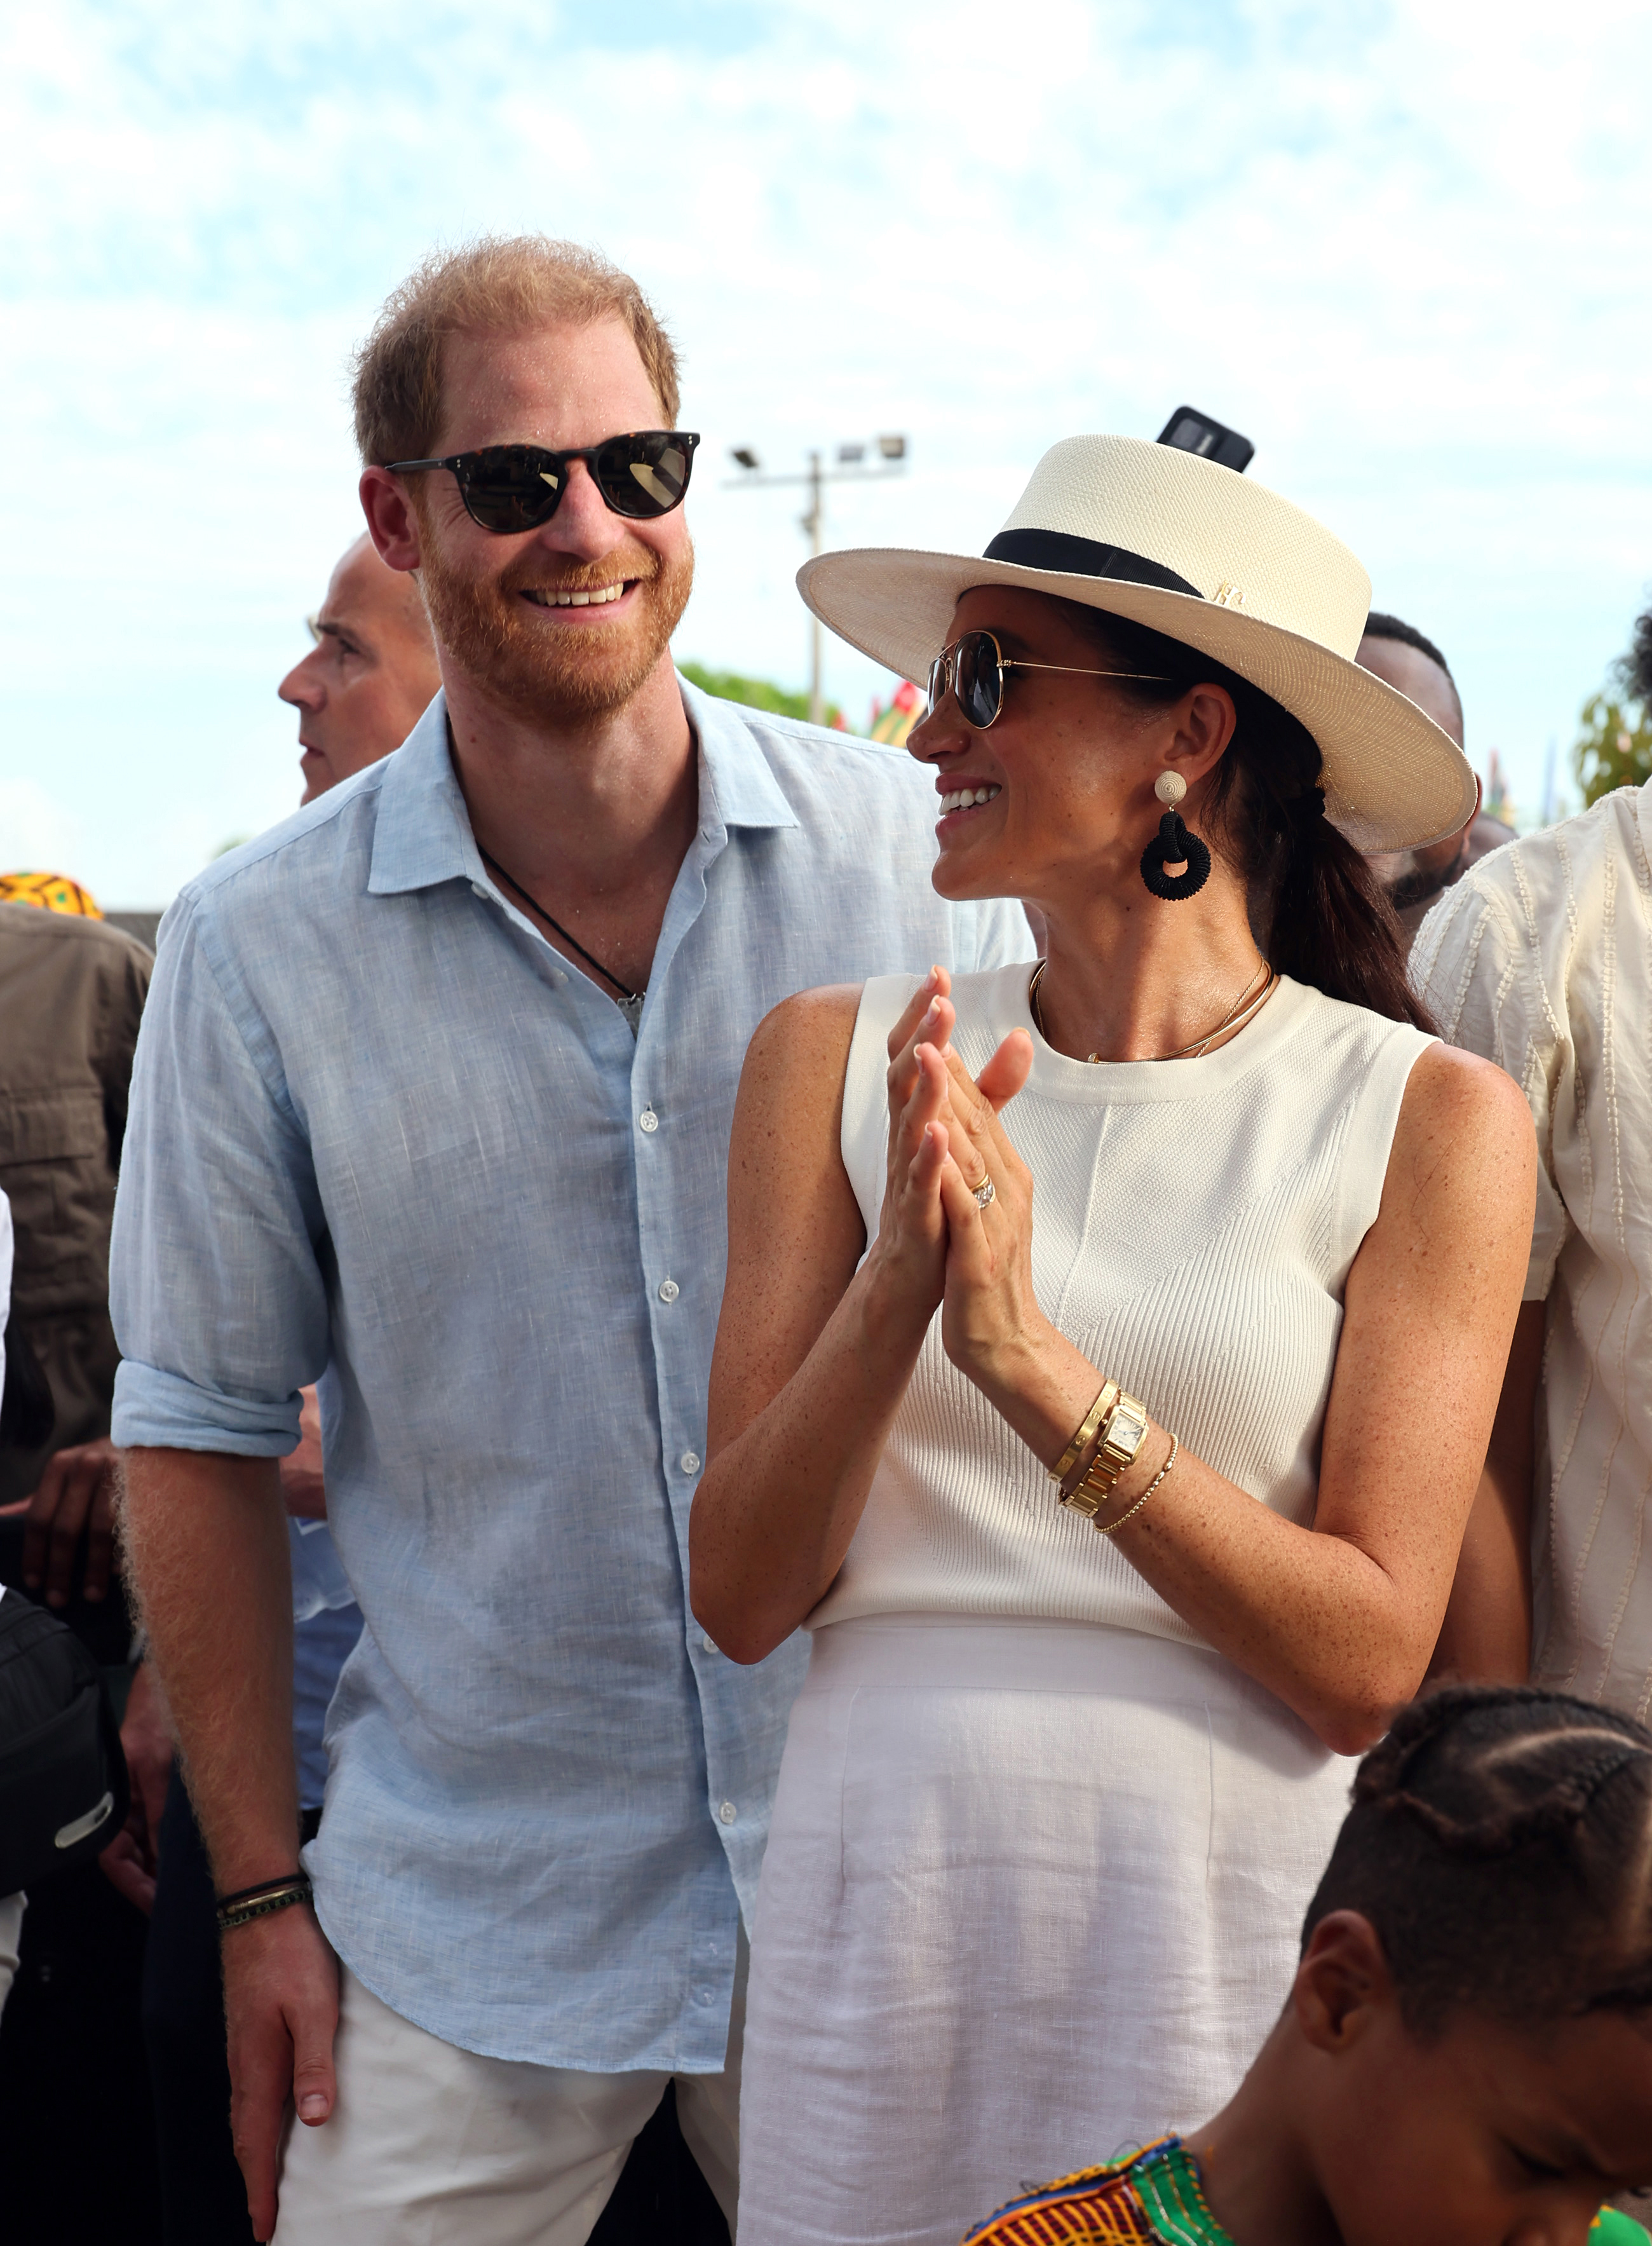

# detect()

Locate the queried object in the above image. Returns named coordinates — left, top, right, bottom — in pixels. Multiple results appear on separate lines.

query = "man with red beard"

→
left=109, top=238, right=1031, bottom=2245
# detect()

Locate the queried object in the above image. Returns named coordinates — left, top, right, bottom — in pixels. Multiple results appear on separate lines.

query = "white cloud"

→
left=2, top=0, right=1650, bottom=895
left=0, top=777, right=85, bottom=877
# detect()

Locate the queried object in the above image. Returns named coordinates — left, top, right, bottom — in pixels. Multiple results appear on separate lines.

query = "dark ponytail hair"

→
left=1061, top=602, right=1434, bottom=1032
left=1304, top=1685, right=1652, bottom=2036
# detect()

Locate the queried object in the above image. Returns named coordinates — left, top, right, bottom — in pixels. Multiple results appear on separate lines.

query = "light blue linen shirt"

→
left=110, top=680, right=1031, bottom=2069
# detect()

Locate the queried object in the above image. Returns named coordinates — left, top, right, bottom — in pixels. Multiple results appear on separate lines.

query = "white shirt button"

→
left=658, top=1278, right=680, bottom=1303
left=701, top=1632, right=717, bottom=1654
left=679, top=1450, right=701, bottom=1474
left=471, top=881, right=489, bottom=899
left=718, top=1800, right=737, bottom=1825
left=639, top=1107, right=658, bottom=1133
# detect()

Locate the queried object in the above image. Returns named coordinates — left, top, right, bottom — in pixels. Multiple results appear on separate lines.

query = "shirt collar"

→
left=367, top=679, right=801, bottom=900
left=367, top=693, right=485, bottom=897
left=677, top=676, right=801, bottom=838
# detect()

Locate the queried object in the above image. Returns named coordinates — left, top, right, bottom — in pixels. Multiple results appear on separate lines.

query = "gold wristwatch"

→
left=1059, top=1388, right=1151, bottom=1521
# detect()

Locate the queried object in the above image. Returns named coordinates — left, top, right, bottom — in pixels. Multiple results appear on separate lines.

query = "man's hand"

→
left=120, top=1445, right=306, bottom=2235
left=99, top=1660, right=175, bottom=1915
left=0, top=1435, right=119, bottom=1605
left=279, top=1387, right=327, bottom=1520
left=224, top=1905, right=340, bottom=2241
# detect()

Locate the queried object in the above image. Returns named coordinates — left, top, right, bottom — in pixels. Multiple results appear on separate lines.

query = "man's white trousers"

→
left=273, top=1943, right=743, bottom=2245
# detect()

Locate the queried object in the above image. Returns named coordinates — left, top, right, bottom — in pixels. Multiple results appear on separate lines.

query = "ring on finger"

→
left=972, top=1174, right=996, bottom=1209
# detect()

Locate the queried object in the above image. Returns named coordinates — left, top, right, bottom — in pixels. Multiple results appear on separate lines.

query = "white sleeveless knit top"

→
left=808, top=965, right=1434, bottom=1642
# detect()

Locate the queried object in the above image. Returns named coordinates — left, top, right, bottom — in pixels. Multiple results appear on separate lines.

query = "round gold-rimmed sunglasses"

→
left=927, top=629, right=1172, bottom=730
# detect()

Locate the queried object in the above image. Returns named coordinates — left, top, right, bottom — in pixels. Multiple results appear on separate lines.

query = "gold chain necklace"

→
left=1027, top=957, right=1278, bottom=1064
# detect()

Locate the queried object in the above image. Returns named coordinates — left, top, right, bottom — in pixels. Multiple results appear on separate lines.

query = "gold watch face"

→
left=1103, top=1401, right=1149, bottom=1463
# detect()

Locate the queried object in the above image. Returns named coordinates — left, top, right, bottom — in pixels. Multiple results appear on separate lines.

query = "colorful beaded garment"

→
left=960, top=2140, right=1651, bottom=2246
left=0, top=870, right=102, bottom=918
left=962, top=2138, right=1233, bottom=2246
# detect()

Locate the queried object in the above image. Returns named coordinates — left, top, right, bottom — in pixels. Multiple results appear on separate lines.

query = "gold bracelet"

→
left=1060, top=1387, right=1151, bottom=1520
left=1096, top=1433, right=1179, bottom=1537
left=1047, top=1380, right=1118, bottom=1490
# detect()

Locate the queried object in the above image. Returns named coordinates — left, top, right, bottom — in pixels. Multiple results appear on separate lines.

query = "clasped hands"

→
left=869, top=966, right=1050, bottom=1399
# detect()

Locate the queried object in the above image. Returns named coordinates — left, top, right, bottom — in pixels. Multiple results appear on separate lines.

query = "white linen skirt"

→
left=736, top=1614, right=1357, bottom=2246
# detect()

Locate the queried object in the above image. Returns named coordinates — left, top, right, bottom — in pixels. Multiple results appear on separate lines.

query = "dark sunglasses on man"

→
left=388, top=430, right=701, bottom=536
left=928, top=628, right=1170, bottom=731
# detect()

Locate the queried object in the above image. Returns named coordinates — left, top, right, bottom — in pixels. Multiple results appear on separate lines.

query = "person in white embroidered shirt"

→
left=1412, top=604, right=1652, bottom=1717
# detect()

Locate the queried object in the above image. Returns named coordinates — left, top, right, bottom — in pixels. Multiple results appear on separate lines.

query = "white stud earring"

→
left=1154, top=770, right=1187, bottom=807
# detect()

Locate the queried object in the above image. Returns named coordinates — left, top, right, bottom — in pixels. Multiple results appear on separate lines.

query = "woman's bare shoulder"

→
left=1403, top=1038, right=1535, bottom=1140
left=725, top=985, right=869, bottom=1295
left=740, top=983, right=865, bottom=1098
left=1387, top=1040, right=1538, bottom=1225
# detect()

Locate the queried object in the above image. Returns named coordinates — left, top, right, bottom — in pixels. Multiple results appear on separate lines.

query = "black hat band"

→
left=984, top=528, right=1201, bottom=599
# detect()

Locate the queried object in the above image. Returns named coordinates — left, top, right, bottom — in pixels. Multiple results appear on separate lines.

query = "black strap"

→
left=984, top=529, right=1200, bottom=599
left=477, top=849, right=642, bottom=1007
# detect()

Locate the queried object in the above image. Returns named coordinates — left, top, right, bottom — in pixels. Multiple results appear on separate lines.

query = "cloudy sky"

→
left=3, top=0, right=1649, bottom=902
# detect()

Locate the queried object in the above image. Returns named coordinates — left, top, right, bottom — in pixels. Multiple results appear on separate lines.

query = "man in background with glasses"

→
left=110, top=236, right=1030, bottom=2245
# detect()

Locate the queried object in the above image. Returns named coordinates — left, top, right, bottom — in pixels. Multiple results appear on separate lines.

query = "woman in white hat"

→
left=689, top=437, right=1536, bottom=2245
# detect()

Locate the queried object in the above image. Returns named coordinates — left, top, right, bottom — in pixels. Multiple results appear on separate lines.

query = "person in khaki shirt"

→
left=0, top=896, right=151, bottom=1623
left=0, top=891, right=157, bottom=2241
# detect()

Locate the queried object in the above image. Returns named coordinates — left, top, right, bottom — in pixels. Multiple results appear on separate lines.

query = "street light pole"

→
left=803, top=451, right=823, bottom=725
left=725, top=436, right=907, bottom=730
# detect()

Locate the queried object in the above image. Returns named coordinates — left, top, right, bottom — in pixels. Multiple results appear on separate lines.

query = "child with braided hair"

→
left=963, top=1685, right=1652, bottom=2246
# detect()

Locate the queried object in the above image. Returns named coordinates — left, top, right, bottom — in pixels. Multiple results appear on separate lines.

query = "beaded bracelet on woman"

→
left=1050, top=1384, right=1179, bottom=1533
left=1096, top=1433, right=1180, bottom=1536
left=215, top=1872, right=315, bottom=1935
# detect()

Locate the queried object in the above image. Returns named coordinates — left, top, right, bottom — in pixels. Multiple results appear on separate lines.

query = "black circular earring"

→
left=1139, top=772, right=1211, bottom=901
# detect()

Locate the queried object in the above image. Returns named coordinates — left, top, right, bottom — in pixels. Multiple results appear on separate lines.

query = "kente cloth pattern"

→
left=962, top=2139, right=1233, bottom=2246
left=0, top=869, right=102, bottom=917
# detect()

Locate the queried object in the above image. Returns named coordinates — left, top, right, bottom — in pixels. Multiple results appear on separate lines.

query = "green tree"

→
left=679, top=660, right=847, bottom=731
left=1574, top=665, right=1652, bottom=808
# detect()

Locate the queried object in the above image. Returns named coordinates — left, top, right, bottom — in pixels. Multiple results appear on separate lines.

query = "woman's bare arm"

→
left=692, top=983, right=919, bottom=1659
left=923, top=1036, right=1538, bottom=1753
left=691, top=967, right=1035, bottom=1661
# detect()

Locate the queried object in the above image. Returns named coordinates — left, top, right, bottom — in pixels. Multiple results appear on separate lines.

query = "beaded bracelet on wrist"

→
left=1095, top=1432, right=1180, bottom=1536
left=215, top=1872, right=315, bottom=1934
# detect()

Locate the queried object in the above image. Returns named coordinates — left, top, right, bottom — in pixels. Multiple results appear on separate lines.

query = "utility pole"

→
left=725, top=436, right=908, bottom=726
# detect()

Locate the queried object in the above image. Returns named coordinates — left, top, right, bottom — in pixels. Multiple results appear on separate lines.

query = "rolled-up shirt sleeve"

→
left=1412, top=875, right=1571, bottom=1302
left=110, top=892, right=328, bottom=1455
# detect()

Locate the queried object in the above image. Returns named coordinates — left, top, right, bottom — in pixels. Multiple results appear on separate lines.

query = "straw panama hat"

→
left=797, top=435, right=1477, bottom=854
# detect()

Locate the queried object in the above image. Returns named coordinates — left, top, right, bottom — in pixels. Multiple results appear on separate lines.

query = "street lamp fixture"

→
left=723, top=435, right=909, bottom=726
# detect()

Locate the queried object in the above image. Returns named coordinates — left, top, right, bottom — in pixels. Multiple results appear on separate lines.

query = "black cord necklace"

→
left=478, top=847, right=645, bottom=1022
